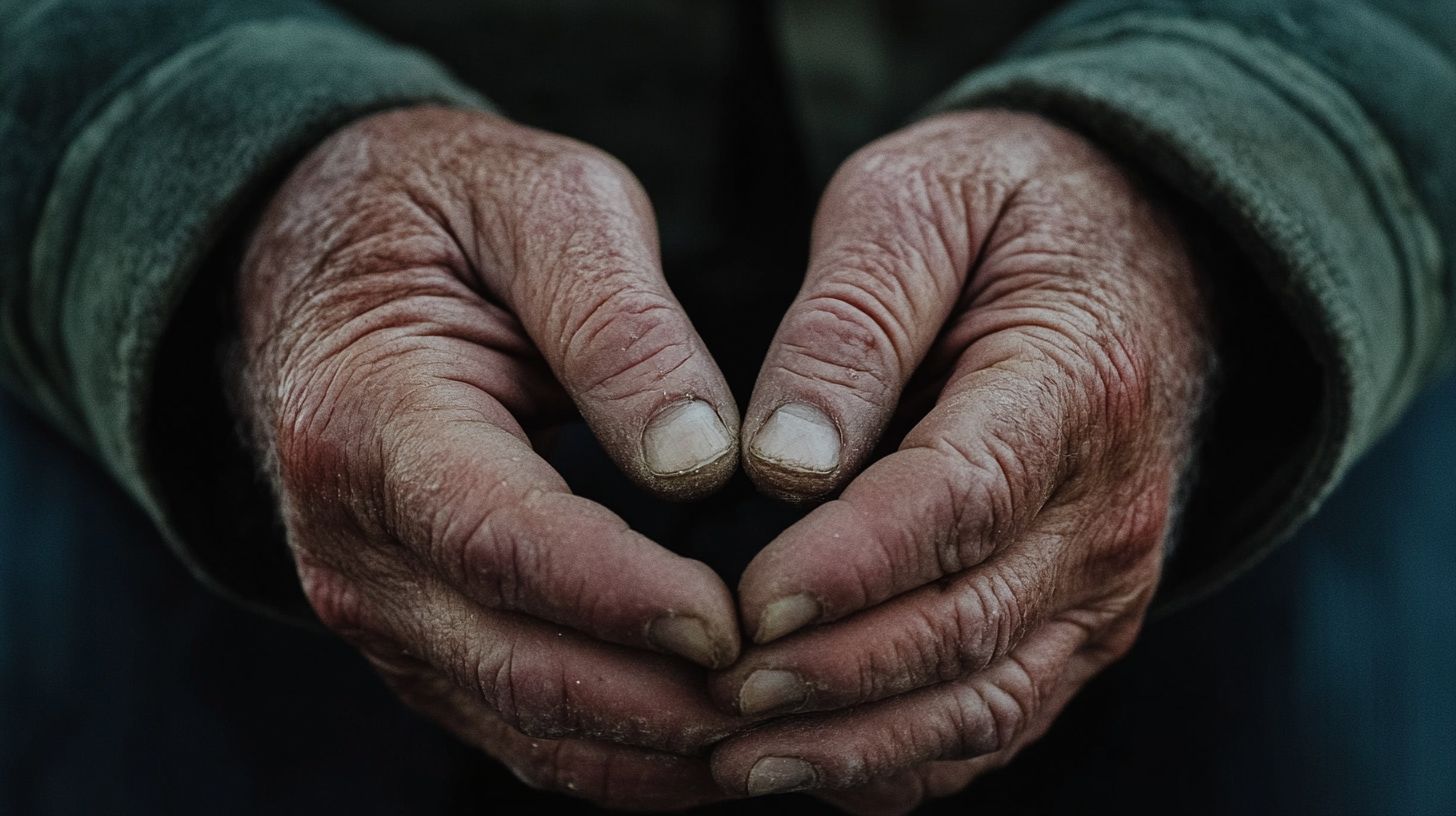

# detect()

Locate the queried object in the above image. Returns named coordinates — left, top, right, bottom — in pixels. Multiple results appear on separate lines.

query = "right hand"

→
left=235, top=107, right=744, bottom=810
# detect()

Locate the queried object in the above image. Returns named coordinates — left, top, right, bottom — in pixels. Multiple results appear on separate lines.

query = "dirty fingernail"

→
left=643, top=400, right=732, bottom=476
left=747, top=757, right=818, bottom=796
left=649, top=615, right=723, bottom=668
left=750, top=403, right=839, bottom=473
left=756, top=593, right=821, bottom=643
left=738, top=669, right=808, bottom=715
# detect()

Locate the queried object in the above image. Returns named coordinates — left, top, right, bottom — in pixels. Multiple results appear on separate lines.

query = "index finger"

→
left=384, top=390, right=743, bottom=668
left=290, top=343, right=742, bottom=667
left=737, top=348, right=1075, bottom=644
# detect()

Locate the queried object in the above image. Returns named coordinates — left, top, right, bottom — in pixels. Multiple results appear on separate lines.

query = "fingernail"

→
left=756, top=593, right=821, bottom=643
left=750, top=403, right=840, bottom=473
left=746, top=757, right=817, bottom=796
left=649, top=614, right=723, bottom=668
left=738, top=669, right=808, bottom=715
left=643, top=400, right=732, bottom=476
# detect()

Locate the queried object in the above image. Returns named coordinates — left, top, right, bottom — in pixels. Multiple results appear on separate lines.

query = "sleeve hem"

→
left=922, top=14, right=1443, bottom=609
left=38, top=17, right=489, bottom=616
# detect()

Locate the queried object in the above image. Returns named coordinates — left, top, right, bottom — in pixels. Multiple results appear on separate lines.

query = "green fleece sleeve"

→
left=0, top=0, right=487, bottom=614
left=928, top=0, right=1453, bottom=606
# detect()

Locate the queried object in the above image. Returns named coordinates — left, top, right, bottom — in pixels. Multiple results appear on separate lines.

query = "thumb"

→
left=742, top=129, right=997, bottom=499
left=464, top=119, right=739, bottom=500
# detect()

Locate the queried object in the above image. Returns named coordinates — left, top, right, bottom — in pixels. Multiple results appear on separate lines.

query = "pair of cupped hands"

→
left=236, top=105, right=1212, bottom=813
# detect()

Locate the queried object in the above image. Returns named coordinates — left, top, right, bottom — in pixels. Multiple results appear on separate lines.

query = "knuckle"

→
left=887, top=570, right=1029, bottom=707
left=929, top=376, right=1068, bottom=542
left=523, top=147, right=645, bottom=250
left=271, top=361, right=356, bottom=497
left=563, top=285, right=695, bottom=402
left=944, top=576, right=1015, bottom=677
left=534, top=141, right=636, bottom=195
left=943, top=680, right=1022, bottom=759
left=976, top=286, right=1156, bottom=450
left=854, top=625, right=914, bottom=703
left=818, top=267, right=914, bottom=364
left=933, top=437, right=1019, bottom=568
left=456, top=500, right=540, bottom=609
left=481, top=647, right=577, bottom=740
left=269, top=349, right=416, bottom=531
left=299, top=562, right=370, bottom=636
left=381, top=422, right=549, bottom=570
left=881, top=603, right=962, bottom=698
left=777, top=295, right=899, bottom=402
left=851, top=733, right=907, bottom=786
left=834, top=140, right=928, bottom=194
left=983, top=676, right=1034, bottom=755
left=829, top=140, right=969, bottom=249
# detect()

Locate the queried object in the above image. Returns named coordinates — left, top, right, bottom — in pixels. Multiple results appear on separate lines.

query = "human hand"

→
left=236, top=107, right=746, bottom=810
left=710, top=110, right=1214, bottom=812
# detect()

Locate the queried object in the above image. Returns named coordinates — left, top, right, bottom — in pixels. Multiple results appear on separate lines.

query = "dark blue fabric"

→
left=2, top=374, right=1453, bottom=814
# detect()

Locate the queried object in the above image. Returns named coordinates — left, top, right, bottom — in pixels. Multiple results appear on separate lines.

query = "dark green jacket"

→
left=2, top=1, right=1452, bottom=616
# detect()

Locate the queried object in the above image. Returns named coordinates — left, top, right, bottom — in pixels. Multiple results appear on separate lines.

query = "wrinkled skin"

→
left=237, top=107, right=1212, bottom=813
left=712, top=110, right=1213, bottom=812
left=238, top=107, right=749, bottom=811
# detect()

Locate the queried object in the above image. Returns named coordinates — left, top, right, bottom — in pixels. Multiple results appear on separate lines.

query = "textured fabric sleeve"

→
left=923, top=0, right=1454, bottom=607
left=0, top=0, right=488, bottom=615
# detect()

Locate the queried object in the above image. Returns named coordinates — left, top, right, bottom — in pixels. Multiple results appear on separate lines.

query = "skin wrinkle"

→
left=793, top=291, right=902, bottom=378
left=772, top=343, right=892, bottom=409
left=818, top=268, right=922, bottom=370
left=980, top=658, right=1034, bottom=756
left=704, top=111, right=1212, bottom=809
left=932, top=404, right=1052, bottom=542
left=234, top=103, right=1215, bottom=809
left=235, top=105, right=752, bottom=799
left=822, top=178, right=967, bottom=340
left=569, top=286, right=674, bottom=356
left=578, top=329, right=694, bottom=402
left=566, top=295, right=693, bottom=399
left=450, top=483, right=535, bottom=611
left=722, top=503, right=1070, bottom=723
left=934, top=437, right=1017, bottom=571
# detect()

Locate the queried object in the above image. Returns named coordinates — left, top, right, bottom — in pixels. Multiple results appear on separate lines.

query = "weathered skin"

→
left=237, top=107, right=748, bottom=810
left=237, top=106, right=1212, bottom=812
left=714, top=110, right=1214, bottom=812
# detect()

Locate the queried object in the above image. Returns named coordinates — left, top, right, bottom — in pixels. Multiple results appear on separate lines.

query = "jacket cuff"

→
left=46, top=18, right=488, bottom=616
left=925, top=15, right=1443, bottom=608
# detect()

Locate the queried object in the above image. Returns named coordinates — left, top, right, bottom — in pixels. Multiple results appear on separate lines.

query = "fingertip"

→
left=636, top=398, right=740, bottom=501
left=710, top=741, right=821, bottom=799
left=736, top=502, right=861, bottom=643
left=745, top=757, right=820, bottom=797
left=743, top=401, right=845, bottom=501
left=753, top=593, right=822, bottom=644
left=735, top=668, right=810, bottom=716
left=648, top=614, right=729, bottom=669
left=652, top=559, right=743, bottom=669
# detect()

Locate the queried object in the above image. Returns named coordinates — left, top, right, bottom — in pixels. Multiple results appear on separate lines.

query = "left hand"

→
left=707, top=110, right=1215, bottom=812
